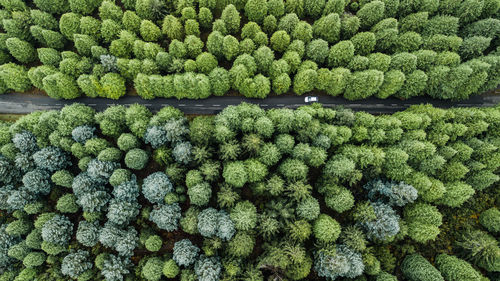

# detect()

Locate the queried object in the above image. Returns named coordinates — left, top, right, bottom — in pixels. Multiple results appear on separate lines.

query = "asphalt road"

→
left=0, top=92, right=499, bottom=115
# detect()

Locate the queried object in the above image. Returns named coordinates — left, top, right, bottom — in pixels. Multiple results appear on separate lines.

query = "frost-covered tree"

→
left=142, top=172, right=173, bottom=204
left=359, top=202, right=400, bottom=242
left=173, top=239, right=200, bottom=267
left=99, top=223, right=138, bottom=257
left=13, top=131, right=38, bottom=154
left=173, top=141, right=192, bottom=164
left=72, top=125, right=96, bottom=143
left=112, top=176, right=140, bottom=203
left=195, top=255, right=222, bottom=281
left=101, top=254, right=132, bottom=281
left=76, top=220, right=100, bottom=247
left=0, top=224, right=19, bottom=271
left=87, top=158, right=120, bottom=180
left=314, top=245, right=364, bottom=280
left=217, top=210, right=235, bottom=241
left=197, top=208, right=219, bottom=238
left=144, top=126, right=167, bottom=149
left=164, top=118, right=190, bottom=144
left=22, top=168, right=52, bottom=195
left=364, top=180, right=418, bottom=207
left=106, top=199, right=140, bottom=226
left=41, top=214, right=73, bottom=246
left=61, top=250, right=93, bottom=279
left=149, top=203, right=182, bottom=231
left=0, top=156, right=19, bottom=185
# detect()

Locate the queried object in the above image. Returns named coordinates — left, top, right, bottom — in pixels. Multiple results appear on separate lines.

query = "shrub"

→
left=33, top=0, right=69, bottom=14
left=228, top=231, right=255, bottom=257
left=439, top=182, right=475, bottom=207
left=305, top=0, right=325, bottom=18
left=0, top=63, right=32, bottom=92
left=376, top=70, right=405, bottom=99
left=196, top=52, right=218, bottom=74
left=56, top=194, right=79, bottom=213
left=245, top=0, right=267, bottom=24
left=459, top=36, right=491, bottom=60
left=297, top=196, right=320, bottom=221
left=279, top=158, right=309, bottom=181
left=404, top=203, right=442, bottom=243
left=42, top=72, right=81, bottom=99
left=401, top=254, right=444, bottom=281
left=293, top=69, right=317, bottom=95
left=328, top=41, right=354, bottom=67
left=324, top=186, right=355, bottom=213
left=23, top=251, right=46, bottom=268
left=358, top=1, right=385, bottom=29
left=221, top=4, right=240, bottom=34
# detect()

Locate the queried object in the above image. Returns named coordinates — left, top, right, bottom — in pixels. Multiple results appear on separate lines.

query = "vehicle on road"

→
left=304, top=96, right=318, bottom=103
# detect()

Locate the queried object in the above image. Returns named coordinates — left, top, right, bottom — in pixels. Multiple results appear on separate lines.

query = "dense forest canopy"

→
left=0, top=103, right=499, bottom=280
left=0, top=0, right=498, bottom=100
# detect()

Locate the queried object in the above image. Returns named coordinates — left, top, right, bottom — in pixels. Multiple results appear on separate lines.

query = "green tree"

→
left=435, top=254, right=482, bottom=281
left=401, top=254, right=444, bottom=281
left=245, top=0, right=267, bottom=24
left=221, top=4, right=240, bottom=34
left=344, top=70, right=384, bottom=100
left=313, top=13, right=340, bottom=43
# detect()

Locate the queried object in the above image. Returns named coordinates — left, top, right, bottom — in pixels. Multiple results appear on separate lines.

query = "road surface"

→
left=0, top=93, right=499, bottom=114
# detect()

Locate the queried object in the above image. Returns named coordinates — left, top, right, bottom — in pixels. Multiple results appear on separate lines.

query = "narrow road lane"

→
left=0, top=93, right=498, bottom=114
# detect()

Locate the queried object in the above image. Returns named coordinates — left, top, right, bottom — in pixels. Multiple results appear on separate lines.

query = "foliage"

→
left=0, top=103, right=499, bottom=280
left=149, top=203, right=182, bottom=231
left=435, top=254, right=482, bottom=281
left=456, top=229, right=500, bottom=271
left=401, top=254, right=444, bottom=281
left=142, top=172, right=173, bottom=204
left=480, top=208, right=500, bottom=233
left=173, top=239, right=200, bottom=267
left=314, top=245, right=364, bottom=280
left=313, top=214, right=341, bottom=243
left=61, top=250, right=93, bottom=279
left=364, top=180, right=418, bottom=207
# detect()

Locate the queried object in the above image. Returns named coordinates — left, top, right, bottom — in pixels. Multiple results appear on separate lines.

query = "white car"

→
left=304, top=96, right=318, bottom=103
